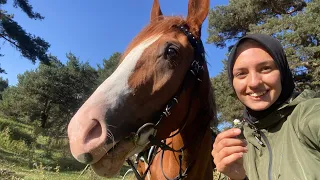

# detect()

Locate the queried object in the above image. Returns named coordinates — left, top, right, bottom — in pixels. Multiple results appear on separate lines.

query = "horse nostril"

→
left=85, top=119, right=102, bottom=144
left=68, top=107, right=108, bottom=165
left=77, top=152, right=93, bottom=164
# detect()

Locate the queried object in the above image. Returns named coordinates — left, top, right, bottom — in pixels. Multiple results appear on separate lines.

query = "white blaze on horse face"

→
left=95, top=35, right=162, bottom=109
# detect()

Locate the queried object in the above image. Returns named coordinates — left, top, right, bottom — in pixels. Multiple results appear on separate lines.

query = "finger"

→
left=216, top=152, right=244, bottom=172
left=213, top=138, right=247, bottom=155
left=214, top=128, right=242, bottom=145
left=214, top=146, right=247, bottom=164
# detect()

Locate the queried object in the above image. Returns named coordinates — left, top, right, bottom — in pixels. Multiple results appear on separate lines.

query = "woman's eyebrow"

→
left=257, top=60, right=274, bottom=66
left=233, top=67, right=246, bottom=72
left=233, top=60, right=275, bottom=72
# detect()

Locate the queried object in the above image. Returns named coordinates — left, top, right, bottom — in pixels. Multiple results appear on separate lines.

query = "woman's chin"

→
left=246, top=102, right=272, bottom=111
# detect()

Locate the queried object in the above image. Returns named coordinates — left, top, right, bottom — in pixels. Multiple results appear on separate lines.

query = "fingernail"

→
left=239, top=152, right=244, bottom=157
left=244, top=147, right=248, bottom=152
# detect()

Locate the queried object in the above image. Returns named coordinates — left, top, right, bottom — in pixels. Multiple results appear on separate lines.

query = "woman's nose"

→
left=248, top=72, right=262, bottom=88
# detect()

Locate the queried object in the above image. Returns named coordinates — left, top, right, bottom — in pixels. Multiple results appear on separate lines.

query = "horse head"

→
left=68, top=0, right=215, bottom=177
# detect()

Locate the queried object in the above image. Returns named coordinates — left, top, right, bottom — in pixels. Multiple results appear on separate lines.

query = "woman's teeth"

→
left=249, top=91, right=266, bottom=97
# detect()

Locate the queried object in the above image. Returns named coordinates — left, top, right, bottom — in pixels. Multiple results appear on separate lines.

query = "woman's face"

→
left=232, top=41, right=282, bottom=111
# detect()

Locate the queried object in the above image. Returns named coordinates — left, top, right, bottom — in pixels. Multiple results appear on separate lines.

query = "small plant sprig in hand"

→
left=233, top=119, right=245, bottom=139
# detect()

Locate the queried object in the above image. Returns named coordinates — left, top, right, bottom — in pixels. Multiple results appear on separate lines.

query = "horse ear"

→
left=186, top=0, right=210, bottom=38
left=150, top=0, right=163, bottom=22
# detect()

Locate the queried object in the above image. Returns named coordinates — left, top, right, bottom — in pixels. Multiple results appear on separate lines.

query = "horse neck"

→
left=150, top=81, right=214, bottom=180
left=175, top=106, right=213, bottom=179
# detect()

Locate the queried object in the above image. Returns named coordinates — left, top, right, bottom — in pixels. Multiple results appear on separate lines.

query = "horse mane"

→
left=197, top=62, right=217, bottom=135
left=206, top=79, right=218, bottom=128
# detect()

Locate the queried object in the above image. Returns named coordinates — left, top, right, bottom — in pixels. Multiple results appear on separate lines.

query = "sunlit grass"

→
left=0, top=116, right=129, bottom=179
left=0, top=116, right=220, bottom=179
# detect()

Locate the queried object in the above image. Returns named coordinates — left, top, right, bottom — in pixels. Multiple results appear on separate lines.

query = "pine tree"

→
left=0, top=0, right=50, bottom=73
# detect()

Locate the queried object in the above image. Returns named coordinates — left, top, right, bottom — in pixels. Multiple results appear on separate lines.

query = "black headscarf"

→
left=228, top=34, right=295, bottom=123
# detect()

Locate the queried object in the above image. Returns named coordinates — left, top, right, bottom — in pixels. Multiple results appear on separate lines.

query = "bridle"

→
left=125, top=24, right=208, bottom=180
left=126, top=23, right=207, bottom=180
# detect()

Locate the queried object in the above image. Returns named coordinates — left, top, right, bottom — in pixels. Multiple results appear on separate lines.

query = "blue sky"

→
left=1, top=0, right=229, bottom=86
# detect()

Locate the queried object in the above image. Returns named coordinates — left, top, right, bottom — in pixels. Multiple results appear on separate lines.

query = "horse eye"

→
left=165, top=45, right=179, bottom=59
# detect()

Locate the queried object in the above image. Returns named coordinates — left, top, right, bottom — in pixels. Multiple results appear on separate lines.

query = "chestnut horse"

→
left=67, top=0, right=217, bottom=179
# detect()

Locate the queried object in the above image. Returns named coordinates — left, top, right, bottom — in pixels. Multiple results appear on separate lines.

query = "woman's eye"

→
left=234, top=72, right=246, bottom=79
left=165, top=45, right=179, bottom=59
left=261, top=66, right=272, bottom=73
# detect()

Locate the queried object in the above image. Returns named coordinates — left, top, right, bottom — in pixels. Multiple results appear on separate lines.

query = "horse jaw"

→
left=91, top=124, right=157, bottom=177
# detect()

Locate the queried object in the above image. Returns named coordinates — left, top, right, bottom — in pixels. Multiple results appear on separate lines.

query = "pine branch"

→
left=0, top=33, right=21, bottom=50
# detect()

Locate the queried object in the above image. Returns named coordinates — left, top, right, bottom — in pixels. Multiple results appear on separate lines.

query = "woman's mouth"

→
left=248, top=90, right=268, bottom=99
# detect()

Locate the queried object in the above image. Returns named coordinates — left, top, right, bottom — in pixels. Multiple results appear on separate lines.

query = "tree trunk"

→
left=40, top=99, right=51, bottom=128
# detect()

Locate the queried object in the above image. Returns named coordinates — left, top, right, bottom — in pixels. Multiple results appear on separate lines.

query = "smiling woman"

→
left=212, top=34, right=320, bottom=180
left=232, top=39, right=282, bottom=111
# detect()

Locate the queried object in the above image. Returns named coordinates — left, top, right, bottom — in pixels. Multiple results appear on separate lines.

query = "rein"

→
left=125, top=24, right=206, bottom=180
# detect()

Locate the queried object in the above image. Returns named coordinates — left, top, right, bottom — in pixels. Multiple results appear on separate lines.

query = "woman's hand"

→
left=212, top=128, right=247, bottom=180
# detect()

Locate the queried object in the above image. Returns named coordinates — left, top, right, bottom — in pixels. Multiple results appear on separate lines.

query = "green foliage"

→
left=0, top=0, right=50, bottom=73
left=0, top=76, right=8, bottom=91
left=0, top=117, right=85, bottom=171
left=0, top=51, right=122, bottom=134
left=0, top=86, right=38, bottom=118
left=0, top=127, right=30, bottom=155
left=13, top=0, right=44, bottom=20
left=0, top=17, right=50, bottom=63
left=0, top=51, right=123, bottom=177
left=207, top=0, right=308, bottom=48
left=207, top=0, right=319, bottom=122
left=0, top=117, right=125, bottom=180
left=0, top=77, right=8, bottom=99
left=0, top=168, right=24, bottom=180
left=3, top=126, right=34, bottom=146
left=0, top=117, right=32, bottom=130
left=0, top=53, right=98, bottom=134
